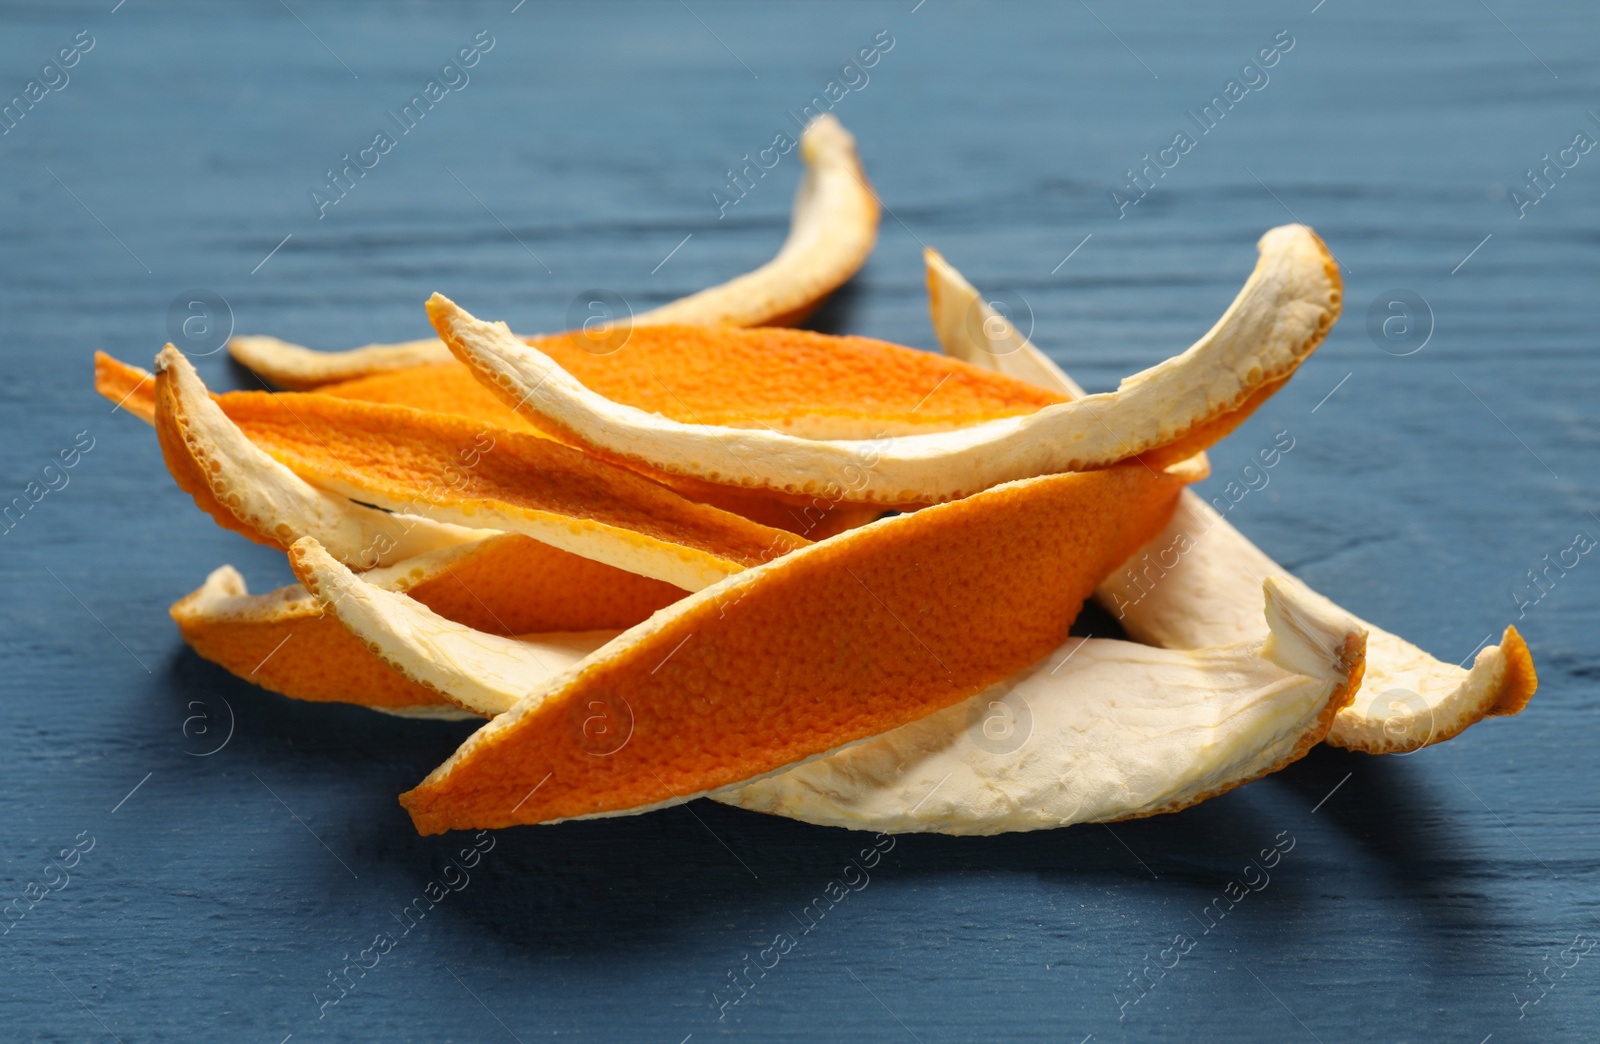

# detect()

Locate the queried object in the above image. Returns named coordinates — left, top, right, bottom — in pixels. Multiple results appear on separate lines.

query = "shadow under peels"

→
left=164, top=647, right=479, bottom=771
left=797, top=276, right=865, bottom=338
left=435, top=775, right=1309, bottom=959
left=159, top=643, right=1498, bottom=977
left=1069, top=597, right=1129, bottom=641
left=1263, top=745, right=1510, bottom=973
left=227, top=353, right=277, bottom=394
left=1268, top=745, right=1495, bottom=911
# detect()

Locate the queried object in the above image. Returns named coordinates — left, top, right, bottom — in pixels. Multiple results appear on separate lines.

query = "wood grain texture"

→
left=0, top=1, right=1596, bottom=1040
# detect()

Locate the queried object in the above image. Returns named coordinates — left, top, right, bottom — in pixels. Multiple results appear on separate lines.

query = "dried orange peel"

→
left=298, top=525, right=1365, bottom=834
left=88, top=113, right=1536, bottom=848
left=627, top=114, right=878, bottom=329
left=227, top=114, right=879, bottom=389
left=97, top=351, right=156, bottom=423
left=154, top=347, right=488, bottom=568
left=108, top=326, right=1063, bottom=443
left=171, top=533, right=682, bottom=714
left=101, top=323, right=1053, bottom=538
left=1097, top=505, right=1536, bottom=753
left=288, top=541, right=615, bottom=718
left=289, top=456, right=1201, bottom=832
left=281, top=324, right=1062, bottom=439
left=724, top=578, right=1365, bottom=833
left=96, top=353, right=870, bottom=542
left=925, top=248, right=1537, bottom=754
left=156, top=346, right=806, bottom=590
left=173, top=564, right=461, bottom=716
left=430, top=224, right=1338, bottom=505
left=313, top=362, right=539, bottom=433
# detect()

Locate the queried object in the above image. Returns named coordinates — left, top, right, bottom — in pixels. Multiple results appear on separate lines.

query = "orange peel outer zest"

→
left=1491, top=625, right=1538, bottom=717
left=391, top=455, right=1204, bottom=834
left=316, top=362, right=540, bottom=433
left=96, top=353, right=870, bottom=539
left=218, top=390, right=808, bottom=581
left=526, top=325, right=1065, bottom=438
left=313, top=325, right=1064, bottom=440
left=96, top=352, right=155, bottom=423
left=378, top=535, right=685, bottom=635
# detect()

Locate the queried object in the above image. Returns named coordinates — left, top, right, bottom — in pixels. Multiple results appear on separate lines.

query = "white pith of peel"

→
left=430, top=224, right=1339, bottom=505
left=923, top=247, right=1536, bottom=754
left=720, top=578, right=1365, bottom=834
left=227, top=114, right=880, bottom=390
left=172, top=555, right=487, bottom=720
left=290, top=540, right=615, bottom=717
left=155, top=347, right=491, bottom=568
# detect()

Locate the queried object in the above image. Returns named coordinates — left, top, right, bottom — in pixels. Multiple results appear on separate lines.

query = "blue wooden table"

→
left=2, top=1, right=1597, bottom=1040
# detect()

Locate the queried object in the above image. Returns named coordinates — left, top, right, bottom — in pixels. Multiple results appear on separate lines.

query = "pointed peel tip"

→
left=1491, top=624, right=1537, bottom=717
left=424, top=292, right=459, bottom=329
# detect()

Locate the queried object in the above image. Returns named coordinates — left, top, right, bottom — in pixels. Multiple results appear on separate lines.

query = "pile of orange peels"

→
left=96, top=116, right=1535, bottom=836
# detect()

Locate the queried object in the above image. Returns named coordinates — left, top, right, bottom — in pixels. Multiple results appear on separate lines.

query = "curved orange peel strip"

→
left=95, top=352, right=876, bottom=540
left=107, top=324, right=1002, bottom=537
left=318, top=325, right=1064, bottom=440
left=227, top=114, right=880, bottom=389
left=172, top=533, right=684, bottom=714
left=925, top=248, right=1537, bottom=753
left=154, top=347, right=489, bottom=568
left=174, top=557, right=468, bottom=718
left=213, top=385, right=808, bottom=591
left=723, top=578, right=1365, bottom=833
left=96, top=352, right=156, bottom=423
left=431, top=224, right=1338, bottom=505
left=114, top=351, right=696, bottom=710
left=109, top=325, right=1060, bottom=443
left=290, top=456, right=1201, bottom=833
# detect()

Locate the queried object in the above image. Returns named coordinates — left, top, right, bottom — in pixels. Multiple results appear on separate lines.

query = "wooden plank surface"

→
left=0, top=0, right=1596, bottom=1040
